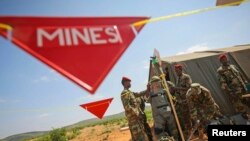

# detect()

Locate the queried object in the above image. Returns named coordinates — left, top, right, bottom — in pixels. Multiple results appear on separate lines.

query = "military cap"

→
left=174, top=64, right=182, bottom=70
left=150, top=76, right=161, bottom=83
left=121, top=76, right=131, bottom=85
left=122, top=76, right=131, bottom=81
left=219, top=54, right=227, bottom=60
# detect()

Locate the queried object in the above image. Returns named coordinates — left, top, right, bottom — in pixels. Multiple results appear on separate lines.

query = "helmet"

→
left=191, top=83, right=201, bottom=94
left=150, top=76, right=161, bottom=83
left=191, top=83, right=200, bottom=88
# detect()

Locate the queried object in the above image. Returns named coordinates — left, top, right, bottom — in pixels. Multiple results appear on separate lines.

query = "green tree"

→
left=49, top=128, right=67, bottom=141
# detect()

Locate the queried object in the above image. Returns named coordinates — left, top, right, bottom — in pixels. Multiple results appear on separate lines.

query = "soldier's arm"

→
left=189, top=103, right=197, bottom=121
left=186, top=92, right=197, bottom=121
left=240, top=73, right=248, bottom=83
left=203, top=90, right=215, bottom=105
left=231, top=65, right=247, bottom=83
left=121, top=93, right=139, bottom=116
left=238, top=68, right=248, bottom=83
left=143, top=94, right=151, bottom=103
left=133, top=89, right=149, bottom=97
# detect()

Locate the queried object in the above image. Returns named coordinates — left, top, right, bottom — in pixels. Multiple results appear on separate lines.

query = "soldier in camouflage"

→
left=136, top=96, right=153, bottom=141
left=147, top=76, right=178, bottom=141
left=186, top=83, right=222, bottom=139
left=217, top=54, right=250, bottom=119
left=172, top=64, right=192, bottom=139
left=120, top=76, right=151, bottom=141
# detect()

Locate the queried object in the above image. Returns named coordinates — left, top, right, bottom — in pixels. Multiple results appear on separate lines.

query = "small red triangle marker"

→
left=80, top=98, right=113, bottom=119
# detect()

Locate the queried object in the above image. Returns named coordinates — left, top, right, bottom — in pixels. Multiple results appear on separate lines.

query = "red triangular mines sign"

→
left=80, top=98, right=113, bottom=119
left=0, top=16, right=148, bottom=93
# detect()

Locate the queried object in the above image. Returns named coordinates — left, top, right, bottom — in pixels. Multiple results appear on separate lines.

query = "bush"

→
left=66, top=127, right=81, bottom=140
left=72, top=127, right=80, bottom=136
left=49, top=128, right=67, bottom=141
left=36, top=135, right=51, bottom=141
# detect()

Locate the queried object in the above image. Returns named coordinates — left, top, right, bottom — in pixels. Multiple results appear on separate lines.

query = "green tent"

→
left=149, top=44, right=250, bottom=115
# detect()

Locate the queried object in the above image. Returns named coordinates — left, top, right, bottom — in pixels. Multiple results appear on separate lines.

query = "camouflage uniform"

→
left=136, top=96, right=153, bottom=141
left=174, top=73, right=192, bottom=136
left=148, top=77, right=178, bottom=141
left=186, top=84, right=222, bottom=129
left=121, top=89, right=148, bottom=141
left=217, top=64, right=250, bottom=113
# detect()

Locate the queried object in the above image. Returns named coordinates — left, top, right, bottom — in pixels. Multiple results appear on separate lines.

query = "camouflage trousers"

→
left=140, top=113, right=153, bottom=141
left=128, top=118, right=148, bottom=141
left=153, top=106, right=179, bottom=141
left=176, top=101, right=192, bottom=138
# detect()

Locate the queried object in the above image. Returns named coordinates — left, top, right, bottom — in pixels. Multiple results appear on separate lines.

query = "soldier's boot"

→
left=198, top=128, right=208, bottom=140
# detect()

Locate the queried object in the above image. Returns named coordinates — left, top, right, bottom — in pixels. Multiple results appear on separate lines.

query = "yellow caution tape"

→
left=0, top=23, right=13, bottom=31
left=1, top=0, right=249, bottom=113
left=133, top=0, right=249, bottom=27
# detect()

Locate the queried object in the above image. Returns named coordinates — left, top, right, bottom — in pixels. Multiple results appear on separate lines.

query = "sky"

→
left=0, top=0, right=250, bottom=139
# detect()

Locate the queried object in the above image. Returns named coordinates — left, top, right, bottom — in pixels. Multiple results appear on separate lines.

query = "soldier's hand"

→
left=147, top=83, right=151, bottom=90
left=146, top=83, right=151, bottom=94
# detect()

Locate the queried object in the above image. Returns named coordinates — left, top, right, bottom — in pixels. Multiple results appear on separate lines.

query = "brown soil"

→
left=69, top=123, right=207, bottom=141
left=70, top=124, right=131, bottom=141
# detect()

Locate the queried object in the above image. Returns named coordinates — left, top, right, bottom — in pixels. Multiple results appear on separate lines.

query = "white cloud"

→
left=33, top=75, right=51, bottom=83
left=38, top=113, right=50, bottom=118
left=49, top=69, right=56, bottom=73
left=40, top=76, right=50, bottom=82
left=177, top=43, right=210, bottom=55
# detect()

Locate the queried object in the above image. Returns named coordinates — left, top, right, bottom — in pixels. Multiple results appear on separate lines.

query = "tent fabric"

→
left=149, top=44, right=250, bottom=115
left=229, top=50, right=250, bottom=80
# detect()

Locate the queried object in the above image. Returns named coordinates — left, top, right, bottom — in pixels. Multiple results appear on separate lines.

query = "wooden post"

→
left=151, top=49, right=185, bottom=141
